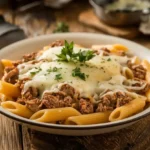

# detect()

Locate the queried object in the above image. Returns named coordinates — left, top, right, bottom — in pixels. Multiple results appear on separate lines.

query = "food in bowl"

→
left=105, top=0, right=150, bottom=11
left=0, top=40, right=150, bottom=125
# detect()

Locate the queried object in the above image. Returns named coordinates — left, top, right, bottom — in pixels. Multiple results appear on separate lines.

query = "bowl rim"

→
left=1, top=106, right=150, bottom=130
left=0, top=32, right=150, bottom=130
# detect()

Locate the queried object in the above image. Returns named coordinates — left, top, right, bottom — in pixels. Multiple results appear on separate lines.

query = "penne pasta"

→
left=109, top=98, right=146, bottom=122
left=1, top=59, right=13, bottom=67
left=65, top=111, right=111, bottom=125
left=146, top=90, right=150, bottom=102
left=1, top=101, right=33, bottom=118
left=112, top=44, right=128, bottom=52
left=30, top=107, right=81, bottom=122
left=122, top=67, right=134, bottom=79
left=142, top=60, right=150, bottom=71
left=0, top=93, right=13, bottom=102
left=131, top=56, right=141, bottom=65
left=0, top=81, right=20, bottom=97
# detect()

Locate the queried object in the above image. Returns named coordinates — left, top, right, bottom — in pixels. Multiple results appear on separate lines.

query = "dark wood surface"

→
left=1, top=1, right=150, bottom=150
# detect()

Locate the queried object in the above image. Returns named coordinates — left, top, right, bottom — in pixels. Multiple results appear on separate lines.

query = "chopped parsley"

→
left=53, top=22, right=69, bottom=33
left=55, top=74, right=63, bottom=81
left=30, top=67, right=42, bottom=76
left=47, top=67, right=62, bottom=74
left=107, top=58, right=111, bottom=61
left=72, top=67, right=87, bottom=81
left=86, top=75, right=89, bottom=78
left=57, top=40, right=95, bottom=63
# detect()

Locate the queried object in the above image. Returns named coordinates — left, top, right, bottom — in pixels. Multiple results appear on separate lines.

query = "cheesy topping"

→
left=17, top=44, right=132, bottom=98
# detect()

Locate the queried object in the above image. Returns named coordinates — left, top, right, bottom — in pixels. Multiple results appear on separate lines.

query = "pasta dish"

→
left=0, top=40, right=150, bottom=125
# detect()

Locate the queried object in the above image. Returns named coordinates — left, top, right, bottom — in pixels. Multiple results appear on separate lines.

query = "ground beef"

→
left=2, top=67, right=18, bottom=84
left=96, top=91, right=132, bottom=112
left=12, top=60, right=22, bottom=67
left=40, top=92, right=73, bottom=109
left=26, top=98, right=41, bottom=112
left=117, top=51, right=126, bottom=56
left=23, top=87, right=39, bottom=100
left=96, top=93, right=116, bottom=112
left=79, top=98, right=94, bottom=114
left=16, top=78, right=30, bottom=90
left=17, top=98, right=41, bottom=112
left=115, top=92, right=132, bottom=107
left=4, top=66, right=15, bottom=73
left=128, top=61, right=146, bottom=80
left=22, top=52, right=37, bottom=62
left=60, top=84, right=79, bottom=100
left=50, top=40, right=64, bottom=47
left=94, top=47, right=110, bottom=56
left=132, top=79, right=150, bottom=94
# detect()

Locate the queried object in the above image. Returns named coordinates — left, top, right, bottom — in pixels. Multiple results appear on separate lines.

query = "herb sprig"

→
left=57, top=40, right=74, bottom=62
left=55, top=74, right=63, bottom=81
left=77, top=50, right=95, bottom=62
left=57, top=40, right=95, bottom=63
left=72, top=67, right=87, bottom=81
left=30, top=67, right=42, bottom=76
left=53, top=22, right=69, bottom=33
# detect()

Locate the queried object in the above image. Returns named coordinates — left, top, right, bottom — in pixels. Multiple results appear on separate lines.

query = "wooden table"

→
left=1, top=1, right=150, bottom=150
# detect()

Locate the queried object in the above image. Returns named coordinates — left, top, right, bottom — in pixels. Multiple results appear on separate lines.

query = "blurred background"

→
left=0, top=0, right=150, bottom=48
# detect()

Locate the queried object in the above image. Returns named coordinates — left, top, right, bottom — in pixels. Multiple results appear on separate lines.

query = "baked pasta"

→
left=0, top=40, right=149, bottom=125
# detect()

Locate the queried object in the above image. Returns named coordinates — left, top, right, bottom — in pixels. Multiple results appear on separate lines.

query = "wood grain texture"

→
left=0, top=114, right=22, bottom=150
left=1, top=0, right=150, bottom=150
left=24, top=116, right=150, bottom=150
left=79, top=10, right=139, bottom=38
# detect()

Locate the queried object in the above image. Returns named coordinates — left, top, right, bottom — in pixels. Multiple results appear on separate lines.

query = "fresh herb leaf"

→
left=47, top=67, right=62, bottom=74
left=47, top=68, right=52, bottom=73
left=55, top=74, right=63, bottom=81
left=30, top=72, right=37, bottom=75
left=30, top=67, right=42, bottom=76
left=107, top=58, right=111, bottom=61
left=53, top=22, right=69, bottom=33
left=77, top=50, right=95, bottom=62
left=57, top=40, right=95, bottom=63
left=57, top=40, right=74, bottom=62
left=86, top=75, right=89, bottom=78
left=72, top=67, right=86, bottom=81
left=53, top=67, right=59, bottom=72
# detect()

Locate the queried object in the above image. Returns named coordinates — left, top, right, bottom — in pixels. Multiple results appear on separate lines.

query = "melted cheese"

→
left=18, top=46, right=129, bottom=98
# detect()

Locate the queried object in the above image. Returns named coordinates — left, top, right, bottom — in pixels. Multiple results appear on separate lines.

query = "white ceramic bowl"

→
left=0, top=33, right=150, bottom=136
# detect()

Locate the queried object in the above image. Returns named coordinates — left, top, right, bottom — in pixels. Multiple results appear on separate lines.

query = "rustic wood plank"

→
left=0, top=114, right=23, bottom=150
left=21, top=115, right=150, bottom=150
left=22, top=127, right=32, bottom=150
left=79, top=10, right=139, bottom=39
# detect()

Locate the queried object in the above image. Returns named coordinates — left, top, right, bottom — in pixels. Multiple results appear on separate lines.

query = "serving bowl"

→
left=89, top=0, right=150, bottom=26
left=0, top=33, right=150, bottom=136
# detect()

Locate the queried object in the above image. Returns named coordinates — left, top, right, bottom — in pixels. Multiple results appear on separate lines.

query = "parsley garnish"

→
left=53, top=67, right=59, bottom=72
left=30, top=67, right=42, bottom=76
left=47, top=67, right=62, bottom=74
left=55, top=74, right=63, bottom=81
left=57, top=40, right=95, bottom=63
left=77, top=50, right=95, bottom=62
left=53, top=22, right=69, bottom=33
left=57, top=40, right=74, bottom=62
left=72, top=67, right=87, bottom=81
left=107, top=58, right=111, bottom=61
